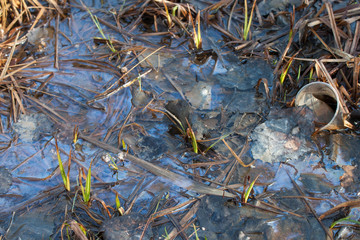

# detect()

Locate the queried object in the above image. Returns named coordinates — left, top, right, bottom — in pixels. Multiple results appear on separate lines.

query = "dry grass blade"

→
left=222, top=139, right=254, bottom=167
left=88, top=45, right=165, bottom=103
left=87, top=69, right=152, bottom=104
left=315, top=60, right=349, bottom=115
left=0, top=31, right=20, bottom=81
left=350, top=21, right=360, bottom=55
left=69, top=220, right=88, bottom=240
left=353, top=57, right=359, bottom=101
left=326, top=2, right=343, bottom=51
left=319, top=199, right=360, bottom=220
left=255, top=78, right=270, bottom=99
left=25, top=95, right=69, bottom=123
left=47, top=0, right=66, bottom=18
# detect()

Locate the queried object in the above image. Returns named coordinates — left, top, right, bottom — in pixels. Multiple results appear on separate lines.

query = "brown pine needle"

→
left=222, top=139, right=254, bottom=167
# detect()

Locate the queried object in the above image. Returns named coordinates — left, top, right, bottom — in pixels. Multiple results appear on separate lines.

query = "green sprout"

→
left=280, top=58, right=294, bottom=85
left=115, top=193, right=125, bottom=215
left=330, top=216, right=360, bottom=229
left=297, top=65, right=301, bottom=82
left=163, top=0, right=172, bottom=28
left=204, top=133, right=231, bottom=153
left=193, top=224, right=200, bottom=240
left=243, top=0, right=257, bottom=41
left=55, top=138, right=71, bottom=191
left=79, top=160, right=93, bottom=204
left=186, top=118, right=198, bottom=154
left=172, top=6, right=178, bottom=16
left=188, top=7, right=202, bottom=50
left=106, top=153, right=118, bottom=171
left=309, top=68, right=314, bottom=82
left=243, top=175, right=259, bottom=203
left=86, top=7, right=116, bottom=53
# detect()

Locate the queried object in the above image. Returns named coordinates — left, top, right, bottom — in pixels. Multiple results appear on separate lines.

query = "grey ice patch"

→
left=13, top=113, right=53, bottom=142
left=250, top=109, right=315, bottom=163
left=0, top=167, right=12, bottom=194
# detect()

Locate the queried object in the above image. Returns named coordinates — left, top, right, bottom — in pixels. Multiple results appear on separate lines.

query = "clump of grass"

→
left=55, top=138, right=71, bottom=191
left=243, top=0, right=257, bottom=41
left=79, top=160, right=93, bottom=204
left=188, top=7, right=202, bottom=50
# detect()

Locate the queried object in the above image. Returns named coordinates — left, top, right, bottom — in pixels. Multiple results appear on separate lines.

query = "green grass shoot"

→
left=243, top=175, right=259, bottom=203
left=243, top=0, right=257, bottom=41
left=186, top=118, right=198, bottom=153
left=86, top=7, right=116, bottom=53
left=309, top=68, right=314, bottom=82
left=121, top=139, right=127, bottom=150
left=188, top=6, right=202, bottom=50
left=79, top=160, right=93, bottom=204
left=163, top=0, right=172, bottom=28
left=280, top=58, right=294, bottom=85
left=193, top=224, right=200, bottom=240
left=115, top=193, right=124, bottom=215
left=163, top=227, right=170, bottom=240
left=55, top=138, right=71, bottom=191
left=330, top=216, right=360, bottom=229
left=172, top=5, right=178, bottom=16
left=297, top=65, right=301, bottom=82
left=204, top=133, right=231, bottom=153
left=73, top=125, right=79, bottom=144
left=107, top=153, right=118, bottom=171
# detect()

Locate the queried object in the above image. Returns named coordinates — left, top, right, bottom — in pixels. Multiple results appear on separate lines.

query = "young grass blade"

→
left=243, top=0, right=257, bottom=41
left=196, top=10, right=202, bottom=49
left=188, top=5, right=202, bottom=50
left=163, top=0, right=172, bottom=28
left=55, top=138, right=70, bottom=191
left=243, top=175, right=260, bottom=203
left=79, top=168, right=85, bottom=201
left=73, top=125, right=79, bottom=144
left=193, top=223, right=200, bottom=240
left=115, top=193, right=124, bottom=215
left=204, top=133, right=231, bottom=153
left=186, top=118, right=198, bottom=153
left=330, top=216, right=360, bottom=229
left=66, top=149, right=71, bottom=191
left=84, top=160, right=93, bottom=203
left=280, top=52, right=298, bottom=85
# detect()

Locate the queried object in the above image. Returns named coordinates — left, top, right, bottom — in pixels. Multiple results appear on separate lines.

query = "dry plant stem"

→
left=353, top=57, right=359, bottom=100
left=88, top=45, right=166, bottom=103
left=326, top=2, right=342, bottom=51
left=0, top=31, right=20, bottom=81
left=315, top=60, right=349, bottom=115
left=79, top=133, right=235, bottom=198
left=287, top=171, right=333, bottom=240
left=54, top=14, right=60, bottom=69
left=222, top=139, right=254, bottom=167
left=319, top=199, right=360, bottom=220
left=69, top=220, right=88, bottom=240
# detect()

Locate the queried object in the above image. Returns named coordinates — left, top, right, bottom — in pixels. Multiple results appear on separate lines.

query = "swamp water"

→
left=0, top=0, right=359, bottom=239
